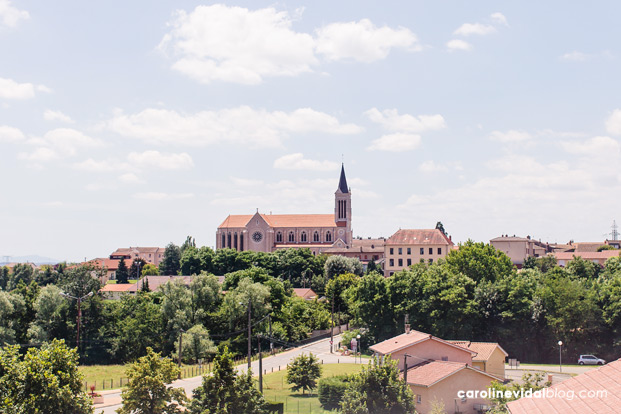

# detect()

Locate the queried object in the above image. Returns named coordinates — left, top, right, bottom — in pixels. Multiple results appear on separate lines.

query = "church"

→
left=216, top=165, right=353, bottom=254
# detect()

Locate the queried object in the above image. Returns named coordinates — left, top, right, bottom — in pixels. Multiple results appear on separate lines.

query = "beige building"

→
left=216, top=165, right=353, bottom=254
left=553, top=250, right=621, bottom=267
left=370, top=330, right=503, bottom=414
left=384, top=229, right=453, bottom=276
left=109, top=246, right=165, bottom=267
left=448, top=341, right=508, bottom=380
left=489, top=235, right=548, bottom=267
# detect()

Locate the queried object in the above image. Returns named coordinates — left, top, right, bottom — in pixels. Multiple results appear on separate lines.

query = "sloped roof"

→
left=337, top=164, right=349, bottom=193
left=386, top=229, right=453, bottom=246
left=506, top=359, right=621, bottom=414
left=218, top=214, right=336, bottom=229
left=129, top=275, right=193, bottom=292
left=574, top=242, right=608, bottom=252
left=448, top=341, right=509, bottom=361
left=293, top=288, right=317, bottom=299
left=553, top=251, right=620, bottom=261
left=369, top=330, right=476, bottom=356
left=401, top=360, right=501, bottom=387
left=101, top=283, right=133, bottom=292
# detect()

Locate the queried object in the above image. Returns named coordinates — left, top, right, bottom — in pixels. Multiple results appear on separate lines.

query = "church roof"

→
left=218, top=214, right=337, bottom=229
left=337, top=164, right=349, bottom=193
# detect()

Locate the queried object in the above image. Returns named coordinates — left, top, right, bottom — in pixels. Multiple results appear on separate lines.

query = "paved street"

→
left=95, top=334, right=360, bottom=413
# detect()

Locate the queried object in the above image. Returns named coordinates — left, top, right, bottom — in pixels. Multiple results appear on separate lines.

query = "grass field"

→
left=78, top=363, right=211, bottom=391
left=261, top=363, right=364, bottom=414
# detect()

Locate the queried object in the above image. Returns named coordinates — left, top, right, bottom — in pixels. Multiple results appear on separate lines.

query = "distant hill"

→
left=0, top=255, right=61, bottom=265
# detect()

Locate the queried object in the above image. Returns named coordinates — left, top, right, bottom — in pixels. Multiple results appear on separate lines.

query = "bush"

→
left=318, top=375, right=352, bottom=410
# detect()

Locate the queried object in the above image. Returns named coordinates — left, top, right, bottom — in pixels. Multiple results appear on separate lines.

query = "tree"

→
left=176, top=324, right=216, bottom=364
left=286, top=352, right=322, bottom=395
left=180, top=235, right=196, bottom=255
left=326, top=273, right=359, bottom=316
left=35, top=265, right=58, bottom=286
left=435, top=221, right=447, bottom=236
left=348, top=272, right=395, bottom=341
left=130, top=258, right=147, bottom=280
left=142, top=264, right=159, bottom=276
left=160, top=243, right=181, bottom=275
left=117, top=347, right=186, bottom=414
left=27, top=284, right=70, bottom=343
left=0, top=266, right=9, bottom=290
left=0, top=291, right=17, bottom=344
left=488, top=372, right=549, bottom=413
left=445, top=240, right=514, bottom=283
left=189, top=346, right=268, bottom=414
left=324, top=255, right=363, bottom=280
left=598, top=245, right=616, bottom=251
left=9, top=263, right=34, bottom=289
left=116, top=258, right=129, bottom=284
left=0, top=339, right=93, bottom=414
left=340, top=357, right=415, bottom=414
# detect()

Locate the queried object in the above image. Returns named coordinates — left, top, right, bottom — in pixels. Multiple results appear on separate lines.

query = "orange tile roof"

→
left=369, top=330, right=476, bottom=355
left=218, top=214, right=336, bottom=228
left=553, top=251, right=620, bottom=261
left=128, top=276, right=193, bottom=292
left=293, top=288, right=317, bottom=299
left=507, top=358, right=621, bottom=414
left=401, top=360, right=500, bottom=387
left=448, top=341, right=508, bottom=361
left=386, top=229, right=453, bottom=246
left=101, top=283, right=133, bottom=292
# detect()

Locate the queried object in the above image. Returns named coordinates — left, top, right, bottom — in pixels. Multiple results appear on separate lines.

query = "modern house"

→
left=448, top=341, right=508, bottom=380
left=370, top=329, right=504, bottom=413
left=489, top=235, right=549, bottom=267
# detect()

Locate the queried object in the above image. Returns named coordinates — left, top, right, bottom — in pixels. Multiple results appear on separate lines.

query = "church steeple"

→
left=338, top=163, right=349, bottom=194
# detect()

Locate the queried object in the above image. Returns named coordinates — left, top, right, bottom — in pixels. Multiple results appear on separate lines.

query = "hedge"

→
left=317, top=375, right=352, bottom=410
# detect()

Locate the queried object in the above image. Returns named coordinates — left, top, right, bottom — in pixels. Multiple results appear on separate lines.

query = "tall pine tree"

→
left=116, top=258, right=129, bottom=284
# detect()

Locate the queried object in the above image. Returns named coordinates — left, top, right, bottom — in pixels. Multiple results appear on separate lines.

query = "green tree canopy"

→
left=175, top=324, right=216, bottom=364
left=445, top=240, right=515, bottom=283
left=160, top=243, right=181, bottom=275
left=189, top=346, right=268, bottom=414
left=324, top=255, right=363, bottom=279
left=286, top=352, right=322, bottom=394
left=116, top=258, right=129, bottom=284
left=117, top=347, right=186, bottom=414
left=129, top=258, right=147, bottom=280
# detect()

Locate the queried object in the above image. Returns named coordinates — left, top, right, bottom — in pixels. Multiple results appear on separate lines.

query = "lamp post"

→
left=558, top=340, right=563, bottom=373
left=59, top=291, right=94, bottom=350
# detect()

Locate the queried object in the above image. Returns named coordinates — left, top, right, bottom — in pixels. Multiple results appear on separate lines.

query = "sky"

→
left=1, top=0, right=621, bottom=262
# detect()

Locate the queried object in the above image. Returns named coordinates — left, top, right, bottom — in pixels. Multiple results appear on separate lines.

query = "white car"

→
left=578, top=355, right=605, bottom=365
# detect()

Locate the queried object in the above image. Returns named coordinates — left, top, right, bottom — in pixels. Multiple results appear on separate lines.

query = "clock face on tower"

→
left=252, top=231, right=263, bottom=243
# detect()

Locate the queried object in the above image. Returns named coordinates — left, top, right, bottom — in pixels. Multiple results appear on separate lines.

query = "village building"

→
left=383, top=229, right=453, bottom=276
left=490, top=235, right=549, bottom=267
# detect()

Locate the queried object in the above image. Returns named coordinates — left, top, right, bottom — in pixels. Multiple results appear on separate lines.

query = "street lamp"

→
left=558, top=341, right=563, bottom=373
left=59, top=291, right=94, bottom=350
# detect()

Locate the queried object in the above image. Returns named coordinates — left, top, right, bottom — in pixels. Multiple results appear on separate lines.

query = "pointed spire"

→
left=338, top=163, right=349, bottom=193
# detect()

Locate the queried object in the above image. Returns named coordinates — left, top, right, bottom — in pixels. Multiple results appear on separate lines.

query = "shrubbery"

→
left=318, top=375, right=352, bottom=410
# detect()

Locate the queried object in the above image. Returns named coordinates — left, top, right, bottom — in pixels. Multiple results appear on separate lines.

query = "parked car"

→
left=578, top=355, right=605, bottom=365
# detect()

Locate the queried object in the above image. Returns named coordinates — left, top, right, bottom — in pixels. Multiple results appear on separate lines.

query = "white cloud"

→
left=606, top=109, right=621, bottom=135
left=0, top=0, right=29, bottom=28
left=0, top=125, right=24, bottom=142
left=560, top=51, right=589, bottom=62
left=43, top=109, right=74, bottom=123
left=490, top=12, right=508, bottom=26
left=230, top=177, right=264, bottom=187
left=73, top=158, right=130, bottom=172
left=127, top=150, right=194, bottom=170
left=108, top=106, right=362, bottom=148
left=454, top=22, right=496, bottom=36
left=489, top=130, right=532, bottom=143
left=561, top=136, right=621, bottom=157
left=159, top=5, right=317, bottom=85
left=446, top=39, right=473, bottom=51
left=273, top=153, right=339, bottom=171
left=118, top=173, right=143, bottom=184
left=315, top=19, right=420, bottom=62
left=419, top=160, right=449, bottom=173
left=0, top=77, right=50, bottom=100
left=365, top=108, right=446, bottom=133
left=134, top=192, right=195, bottom=201
left=18, top=128, right=102, bottom=162
left=367, top=133, right=421, bottom=152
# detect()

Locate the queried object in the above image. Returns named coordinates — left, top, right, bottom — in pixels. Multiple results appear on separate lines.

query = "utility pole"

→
left=247, top=300, right=252, bottom=369
left=59, top=291, right=93, bottom=350
left=178, top=329, right=184, bottom=378
left=268, top=314, right=273, bottom=355
left=258, top=334, right=263, bottom=393
left=403, top=353, right=412, bottom=385
left=330, top=293, right=335, bottom=353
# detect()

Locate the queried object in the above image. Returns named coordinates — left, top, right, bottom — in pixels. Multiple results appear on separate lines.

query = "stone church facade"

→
left=216, top=165, right=353, bottom=254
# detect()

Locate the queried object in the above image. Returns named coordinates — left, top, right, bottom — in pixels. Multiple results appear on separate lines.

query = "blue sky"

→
left=1, top=0, right=621, bottom=262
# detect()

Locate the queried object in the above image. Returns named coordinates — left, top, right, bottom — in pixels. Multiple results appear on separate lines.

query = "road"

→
left=95, top=334, right=359, bottom=413
left=504, top=363, right=599, bottom=386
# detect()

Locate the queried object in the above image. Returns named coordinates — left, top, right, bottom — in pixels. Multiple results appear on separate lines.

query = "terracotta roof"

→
left=86, top=258, right=125, bottom=271
left=553, top=251, right=620, bottom=261
left=386, top=229, right=453, bottom=246
left=218, top=214, right=337, bottom=229
left=369, top=330, right=476, bottom=356
left=574, top=242, right=610, bottom=253
left=490, top=236, right=533, bottom=242
left=448, top=341, right=508, bottom=361
left=128, top=275, right=193, bottom=292
left=293, top=288, right=317, bottom=299
left=101, top=283, right=133, bottom=292
left=507, top=358, right=621, bottom=414
left=401, top=360, right=501, bottom=387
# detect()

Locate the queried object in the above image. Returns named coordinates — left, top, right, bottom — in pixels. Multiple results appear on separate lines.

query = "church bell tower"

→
left=334, top=164, right=352, bottom=245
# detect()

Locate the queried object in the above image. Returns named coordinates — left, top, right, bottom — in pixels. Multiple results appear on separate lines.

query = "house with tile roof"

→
left=383, top=229, right=454, bottom=276
left=506, top=358, right=621, bottom=413
left=490, top=235, right=549, bottom=267
left=292, top=288, right=318, bottom=300
left=553, top=250, right=621, bottom=267
left=109, top=246, right=166, bottom=267
left=448, top=341, right=509, bottom=379
left=216, top=165, right=353, bottom=255
left=370, top=329, right=504, bottom=414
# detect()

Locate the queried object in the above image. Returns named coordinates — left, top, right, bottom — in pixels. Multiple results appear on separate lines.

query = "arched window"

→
left=234, top=232, right=238, bottom=249
left=221, top=233, right=225, bottom=248
left=240, top=234, right=244, bottom=251
left=227, top=233, right=232, bottom=248
left=276, top=232, right=283, bottom=243
left=313, top=231, right=320, bottom=242
left=301, top=232, right=307, bottom=242
left=288, top=232, right=295, bottom=242
left=326, top=231, right=332, bottom=242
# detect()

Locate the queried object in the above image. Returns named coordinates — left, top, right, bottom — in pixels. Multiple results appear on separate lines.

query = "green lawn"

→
left=261, top=363, right=364, bottom=414
left=78, top=363, right=211, bottom=391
